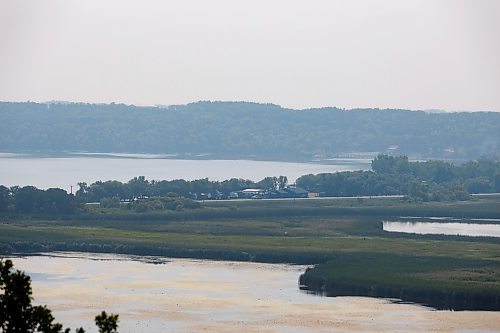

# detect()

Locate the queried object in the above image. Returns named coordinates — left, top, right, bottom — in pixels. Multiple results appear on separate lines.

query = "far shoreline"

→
left=0, top=150, right=377, bottom=166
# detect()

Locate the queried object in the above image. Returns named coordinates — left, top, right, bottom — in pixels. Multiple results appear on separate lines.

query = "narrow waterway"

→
left=383, top=221, right=500, bottom=237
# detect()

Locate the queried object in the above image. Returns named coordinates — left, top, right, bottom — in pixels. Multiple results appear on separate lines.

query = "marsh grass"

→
left=0, top=195, right=499, bottom=306
left=299, top=252, right=500, bottom=310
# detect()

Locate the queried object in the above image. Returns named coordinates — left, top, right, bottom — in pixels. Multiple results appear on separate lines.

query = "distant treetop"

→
left=0, top=101, right=498, bottom=160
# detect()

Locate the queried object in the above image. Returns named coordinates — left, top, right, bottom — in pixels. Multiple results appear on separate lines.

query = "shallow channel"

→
left=383, top=220, right=500, bottom=238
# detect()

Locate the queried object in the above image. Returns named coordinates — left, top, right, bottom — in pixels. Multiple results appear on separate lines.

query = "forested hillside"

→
left=1, top=101, right=498, bottom=160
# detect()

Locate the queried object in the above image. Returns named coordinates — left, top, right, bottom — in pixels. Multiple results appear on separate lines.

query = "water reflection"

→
left=383, top=221, right=500, bottom=238
left=0, top=154, right=370, bottom=190
left=5, top=252, right=500, bottom=332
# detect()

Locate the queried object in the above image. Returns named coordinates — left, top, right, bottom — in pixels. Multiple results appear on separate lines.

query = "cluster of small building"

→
left=229, top=186, right=309, bottom=200
left=192, top=186, right=310, bottom=201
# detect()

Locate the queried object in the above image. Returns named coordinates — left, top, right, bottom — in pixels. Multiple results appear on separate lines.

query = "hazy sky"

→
left=1, top=0, right=499, bottom=111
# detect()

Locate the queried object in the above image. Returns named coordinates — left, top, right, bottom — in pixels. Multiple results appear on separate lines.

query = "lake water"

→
left=0, top=153, right=371, bottom=190
left=5, top=252, right=500, bottom=333
left=383, top=221, right=500, bottom=238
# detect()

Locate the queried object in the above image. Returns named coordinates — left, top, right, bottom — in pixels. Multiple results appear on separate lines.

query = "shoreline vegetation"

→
left=299, top=253, right=500, bottom=311
left=0, top=150, right=376, bottom=165
left=1, top=155, right=499, bottom=311
left=1, top=195, right=499, bottom=311
left=1, top=155, right=499, bottom=216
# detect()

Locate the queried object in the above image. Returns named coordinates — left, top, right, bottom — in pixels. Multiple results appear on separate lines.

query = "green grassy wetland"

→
left=1, top=195, right=499, bottom=310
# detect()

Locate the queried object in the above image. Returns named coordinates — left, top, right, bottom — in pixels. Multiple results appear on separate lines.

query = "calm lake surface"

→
left=0, top=153, right=370, bottom=190
left=383, top=221, right=500, bottom=238
left=6, top=252, right=500, bottom=333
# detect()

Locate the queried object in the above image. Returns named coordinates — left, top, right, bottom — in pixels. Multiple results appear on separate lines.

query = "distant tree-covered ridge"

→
left=1, top=156, right=499, bottom=215
left=0, top=101, right=499, bottom=160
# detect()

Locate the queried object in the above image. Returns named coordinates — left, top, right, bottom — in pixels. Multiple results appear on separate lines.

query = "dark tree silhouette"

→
left=0, top=259, right=118, bottom=333
left=94, top=312, right=119, bottom=333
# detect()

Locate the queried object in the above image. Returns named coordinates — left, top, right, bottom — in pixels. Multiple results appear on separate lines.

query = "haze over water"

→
left=0, top=153, right=371, bottom=190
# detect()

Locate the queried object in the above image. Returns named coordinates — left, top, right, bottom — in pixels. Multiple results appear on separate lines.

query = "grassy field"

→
left=1, top=196, right=499, bottom=259
left=1, top=195, right=499, bottom=309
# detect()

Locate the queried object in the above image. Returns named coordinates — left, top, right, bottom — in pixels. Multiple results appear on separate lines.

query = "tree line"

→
left=74, top=175, right=289, bottom=203
left=0, top=156, right=499, bottom=214
left=0, top=186, right=78, bottom=214
left=0, top=175, right=288, bottom=214
left=1, top=101, right=499, bottom=160
left=297, top=155, right=500, bottom=201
